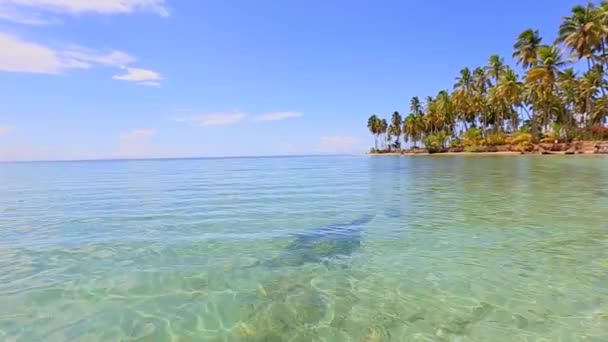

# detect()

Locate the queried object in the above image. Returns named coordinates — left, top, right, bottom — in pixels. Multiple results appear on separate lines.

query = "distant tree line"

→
left=368, top=2, right=608, bottom=152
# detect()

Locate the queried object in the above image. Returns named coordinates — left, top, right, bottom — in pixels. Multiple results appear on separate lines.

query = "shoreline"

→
left=368, top=151, right=605, bottom=156
left=368, top=141, right=608, bottom=156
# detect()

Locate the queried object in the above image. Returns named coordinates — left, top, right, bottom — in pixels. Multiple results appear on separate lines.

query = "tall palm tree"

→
left=486, top=55, right=507, bottom=86
left=579, top=65, right=604, bottom=125
left=379, top=118, right=388, bottom=150
left=497, top=68, right=524, bottom=131
left=434, top=90, right=454, bottom=135
left=557, top=68, right=578, bottom=127
left=403, top=114, right=423, bottom=147
left=513, top=29, right=543, bottom=69
left=389, top=111, right=403, bottom=149
left=558, top=3, right=605, bottom=70
left=367, top=115, right=380, bottom=150
left=453, top=67, right=476, bottom=131
left=410, top=96, right=423, bottom=115
left=526, top=45, right=567, bottom=129
left=472, top=67, right=489, bottom=131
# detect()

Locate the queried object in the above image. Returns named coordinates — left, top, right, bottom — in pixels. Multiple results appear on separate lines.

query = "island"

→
left=366, top=4, right=608, bottom=155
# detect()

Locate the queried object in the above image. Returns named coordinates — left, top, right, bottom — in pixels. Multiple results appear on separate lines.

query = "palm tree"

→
left=453, top=67, right=476, bottom=131
left=410, top=96, right=423, bottom=115
left=367, top=115, right=380, bottom=150
left=513, top=29, right=543, bottom=69
left=557, top=68, right=578, bottom=128
left=526, top=45, right=567, bottom=130
left=558, top=3, right=605, bottom=70
left=579, top=65, right=604, bottom=125
left=486, top=55, right=507, bottom=86
left=379, top=118, right=388, bottom=150
left=403, top=113, right=425, bottom=147
left=497, top=68, right=524, bottom=131
left=434, top=90, right=454, bottom=135
left=472, top=67, right=489, bottom=131
left=389, top=111, right=403, bottom=149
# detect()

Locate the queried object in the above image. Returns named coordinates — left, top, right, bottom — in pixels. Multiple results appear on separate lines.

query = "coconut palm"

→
left=403, top=113, right=425, bottom=147
left=526, top=45, right=567, bottom=129
left=497, top=68, right=524, bottom=131
left=379, top=118, right=388, bottom=150
left=410, top=96, right=423, bottom=115
left=557, top=68, right=579, bottom=127
left=367, top=115, right=380, bottom=150
left=558, top=3, right=605, bottom=69
left=434, top=90, right=454, bottom=135
left=453, top=67, right=476, bottom=131
left=486, top=55, right=507, bottom=86
left=389, top=112, right=403, bottom=149
left=513, top=29, right=543, bottom=69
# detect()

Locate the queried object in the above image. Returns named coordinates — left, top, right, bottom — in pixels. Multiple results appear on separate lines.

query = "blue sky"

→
left=0, top=0, right=578, bottom=160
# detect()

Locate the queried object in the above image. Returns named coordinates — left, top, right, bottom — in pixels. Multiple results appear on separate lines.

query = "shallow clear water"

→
left=1, top=155, right=607, bottom=341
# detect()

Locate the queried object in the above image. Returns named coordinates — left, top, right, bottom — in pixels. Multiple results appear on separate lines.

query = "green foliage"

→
left=508, top=132, right=534, bottom=145
left=464, top=146, right=485, bottom=153
left=450, top=137, right=463, bottom=148
left=365, top=3, right=608, bottom=152
left=484, top=132, right=507, bottom=146
left=424, top=131, right=448, bottom=152
left=461, top=128, right=483, bottom=147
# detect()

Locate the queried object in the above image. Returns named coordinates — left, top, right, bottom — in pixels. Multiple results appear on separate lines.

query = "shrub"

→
left=464, top=146, right=483, bottom=153
left=484, top=132, right=506, bottom=146
left=510, top=132, right=533, bottom=145
left=514, top=141, right=534, bottom=152
left=461, top=128, right=483, bottom=147
left=450, top=137, right=463, bottom=148
left=424, top=132, right=449, bottom=152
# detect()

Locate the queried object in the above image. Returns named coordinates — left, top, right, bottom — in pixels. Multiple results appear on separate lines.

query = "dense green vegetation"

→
left=368, top=2, right=608, bottom=153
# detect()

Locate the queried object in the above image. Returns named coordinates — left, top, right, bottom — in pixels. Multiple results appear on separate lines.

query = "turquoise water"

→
left=1, top=156, right=607, bottom=341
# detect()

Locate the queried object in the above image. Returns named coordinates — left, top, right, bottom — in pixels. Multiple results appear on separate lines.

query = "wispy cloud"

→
left=0, top=125, right=15, bottom=135
left=0, top=33, right=65, bottom=73
left=317, top=135, right=356, bottom=153
left=0, top=4, right=58, bottom=24
left=0, top=33, right=161, bottom=84
left=0, top=0, right=168, bottom=25
left=120, top=128, right=156, bottom=140
left=174, top=112, right=247, bottom=127
left=63, top=48, right=135, bottom=68
left=253, top=111, right=303, bottom=122
left=113, top=67, right=162, bottom=85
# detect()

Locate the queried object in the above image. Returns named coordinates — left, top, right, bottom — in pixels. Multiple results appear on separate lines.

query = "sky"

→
left=0, top=0, right=581, bottom=161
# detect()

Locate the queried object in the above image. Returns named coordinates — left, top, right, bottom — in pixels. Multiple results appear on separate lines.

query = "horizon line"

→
left=0, top=153, right=361, bottom=164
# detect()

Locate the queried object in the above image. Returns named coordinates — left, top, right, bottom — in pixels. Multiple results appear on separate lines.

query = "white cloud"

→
left=174, top=112, right=247, bottom=127
left=253, top=111, right=303, bottom=122
left=317, top=135, right=356, bottom=153
left=63, top=48, right=135, bottom=68
left=0, top=33, right=161, bottom=84
left=0, top=125, right=15, bottom=135
left=113, top=67, right=161, bottom=84
left=0, top=0, right=168, bottom=24
left=0, top=4, right=58, bottom=24
left=0, top=32, right=65, bottom=73
left=120, top=128, right=156, bottom=140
